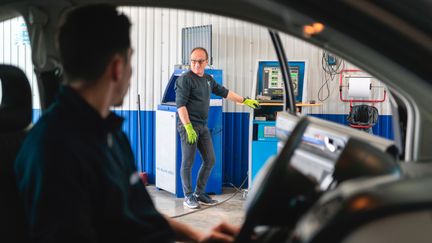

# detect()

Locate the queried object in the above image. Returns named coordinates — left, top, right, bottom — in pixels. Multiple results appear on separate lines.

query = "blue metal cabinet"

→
left=249, top=61, right=306, bottom=186
left=250, top=120, right=280, bottom=181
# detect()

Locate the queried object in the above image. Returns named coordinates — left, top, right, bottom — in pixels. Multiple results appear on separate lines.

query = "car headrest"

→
left=0, top=65, right=32, bottom=132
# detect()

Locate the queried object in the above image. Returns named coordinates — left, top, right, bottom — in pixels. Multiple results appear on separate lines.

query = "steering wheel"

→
left=235, top=117, right=318, bottom=243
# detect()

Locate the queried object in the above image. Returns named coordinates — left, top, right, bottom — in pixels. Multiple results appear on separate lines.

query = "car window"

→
left=111, top=7, right=400, bottom=185
left=0, top=6, right=401, bottom=193
left=0, top=16, right=41, bottom=123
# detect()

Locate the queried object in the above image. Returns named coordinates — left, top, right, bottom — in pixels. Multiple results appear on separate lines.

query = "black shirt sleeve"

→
left=209, top=75, right=229, bottom=98
left=175, top=75, right=190, bottom=108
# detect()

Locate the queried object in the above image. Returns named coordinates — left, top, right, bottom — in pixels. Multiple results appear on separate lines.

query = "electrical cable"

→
left=318, top=51, right=345, bottom=101
left=227, top=182, right=244, bottom=194
left=170, top=175, right=249, bottom=219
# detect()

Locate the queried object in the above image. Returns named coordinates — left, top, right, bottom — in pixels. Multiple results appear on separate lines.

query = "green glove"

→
left=184, top=123, right=198, bottom=144
left=242, top=97, right=260, bottom=109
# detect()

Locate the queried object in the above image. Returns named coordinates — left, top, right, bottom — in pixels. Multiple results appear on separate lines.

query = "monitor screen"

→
left=262, top=66, right=299, bottom=98
left=264, top=67, right=283, bottom=89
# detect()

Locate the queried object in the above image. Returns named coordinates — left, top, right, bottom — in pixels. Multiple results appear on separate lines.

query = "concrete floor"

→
left=147, top=185, right=246, bottom=233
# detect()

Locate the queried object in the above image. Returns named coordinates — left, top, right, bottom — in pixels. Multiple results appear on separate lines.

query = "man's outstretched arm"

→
left=226, top=91, right=260, bottom=109
left=226, top=90, right=244, bottom=103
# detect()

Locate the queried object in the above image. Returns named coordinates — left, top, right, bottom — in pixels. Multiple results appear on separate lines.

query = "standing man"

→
left=14, top=5, right=239, bottom=242
left=176, top=47, right=259, bottom=209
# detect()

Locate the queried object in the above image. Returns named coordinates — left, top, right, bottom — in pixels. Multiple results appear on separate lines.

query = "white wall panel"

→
left=119, top=6, right=391, bottom=115
left=120, top=7, right=278, bottom=111
left=302, top=58, right=391, bottom=116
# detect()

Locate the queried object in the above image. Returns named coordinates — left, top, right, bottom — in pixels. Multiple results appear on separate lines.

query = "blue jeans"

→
left=177, top=122, right=215, bottom=197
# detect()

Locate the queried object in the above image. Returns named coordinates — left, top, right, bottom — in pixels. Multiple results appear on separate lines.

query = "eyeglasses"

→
left=190, top=59, right=207, bottom=65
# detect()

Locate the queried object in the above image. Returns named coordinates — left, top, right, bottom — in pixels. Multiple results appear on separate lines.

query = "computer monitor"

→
left=258, top=61, right=304, bottom=101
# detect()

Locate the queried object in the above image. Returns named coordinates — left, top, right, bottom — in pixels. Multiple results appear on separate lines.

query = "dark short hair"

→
left=58, top=4, right=131, bottom=82
left=190, top=47, right=208, bottom=60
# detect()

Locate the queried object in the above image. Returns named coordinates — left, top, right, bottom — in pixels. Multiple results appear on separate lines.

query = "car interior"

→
left=1, top=0, right=432, bottom=242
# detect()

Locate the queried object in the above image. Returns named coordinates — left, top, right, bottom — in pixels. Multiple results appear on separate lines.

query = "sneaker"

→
left=195, top=193, right=218, bottom=205
left=183, top=195, right=200, bottom=209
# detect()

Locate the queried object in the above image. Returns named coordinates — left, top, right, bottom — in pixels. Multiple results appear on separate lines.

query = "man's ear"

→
left=110, top=54, right=124, bottom=82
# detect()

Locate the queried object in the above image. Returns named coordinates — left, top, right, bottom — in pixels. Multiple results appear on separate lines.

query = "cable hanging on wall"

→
left=318, top=50, right=345, bottom=101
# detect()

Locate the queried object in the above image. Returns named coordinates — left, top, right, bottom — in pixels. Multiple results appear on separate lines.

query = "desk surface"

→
left=296, top=103, right=322, bottom=107
left=257, top=102, right=322, bottom=107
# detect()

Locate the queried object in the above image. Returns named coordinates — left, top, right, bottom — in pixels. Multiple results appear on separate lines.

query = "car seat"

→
left=0, top=64, right=32, bottom=242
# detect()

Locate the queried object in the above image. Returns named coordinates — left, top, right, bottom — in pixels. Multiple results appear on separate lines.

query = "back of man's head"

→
left=58, top=4, right=131, bottom=83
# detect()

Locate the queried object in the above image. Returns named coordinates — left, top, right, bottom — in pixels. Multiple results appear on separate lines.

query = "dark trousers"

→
left=177, top=122, right=215, bottom=197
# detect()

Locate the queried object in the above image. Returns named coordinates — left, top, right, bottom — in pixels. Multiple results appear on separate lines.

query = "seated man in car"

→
left=14, top=4, right=238, bottom=243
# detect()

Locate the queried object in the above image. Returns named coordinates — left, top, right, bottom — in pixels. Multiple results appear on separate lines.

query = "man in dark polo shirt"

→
left=176, top=47, right=259, bottom=209
left=14, top=4, right=238, bottom=243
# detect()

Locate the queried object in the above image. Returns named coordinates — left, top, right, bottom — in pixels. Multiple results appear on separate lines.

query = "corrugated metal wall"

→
left=0, top=13, right=390, bottom=116
left=118, top=7, right=391, bottom=114
left=117, top=7, right=321, bottom=113
left=1, top=10, right=393, bottom=187
left=304, top=61, right=391, bottom=116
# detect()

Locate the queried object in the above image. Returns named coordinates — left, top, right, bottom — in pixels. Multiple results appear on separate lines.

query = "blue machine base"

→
left=251, top=140, right=278, bottom=181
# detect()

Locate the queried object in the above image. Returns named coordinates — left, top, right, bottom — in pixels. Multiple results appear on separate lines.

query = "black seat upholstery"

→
left=0, top=64, right=32, bottom=242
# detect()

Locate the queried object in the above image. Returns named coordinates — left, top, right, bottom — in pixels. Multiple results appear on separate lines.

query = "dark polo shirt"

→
left=175, top=70, right=228, bottom=125
left=14, top=86, right=175, bottom=243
